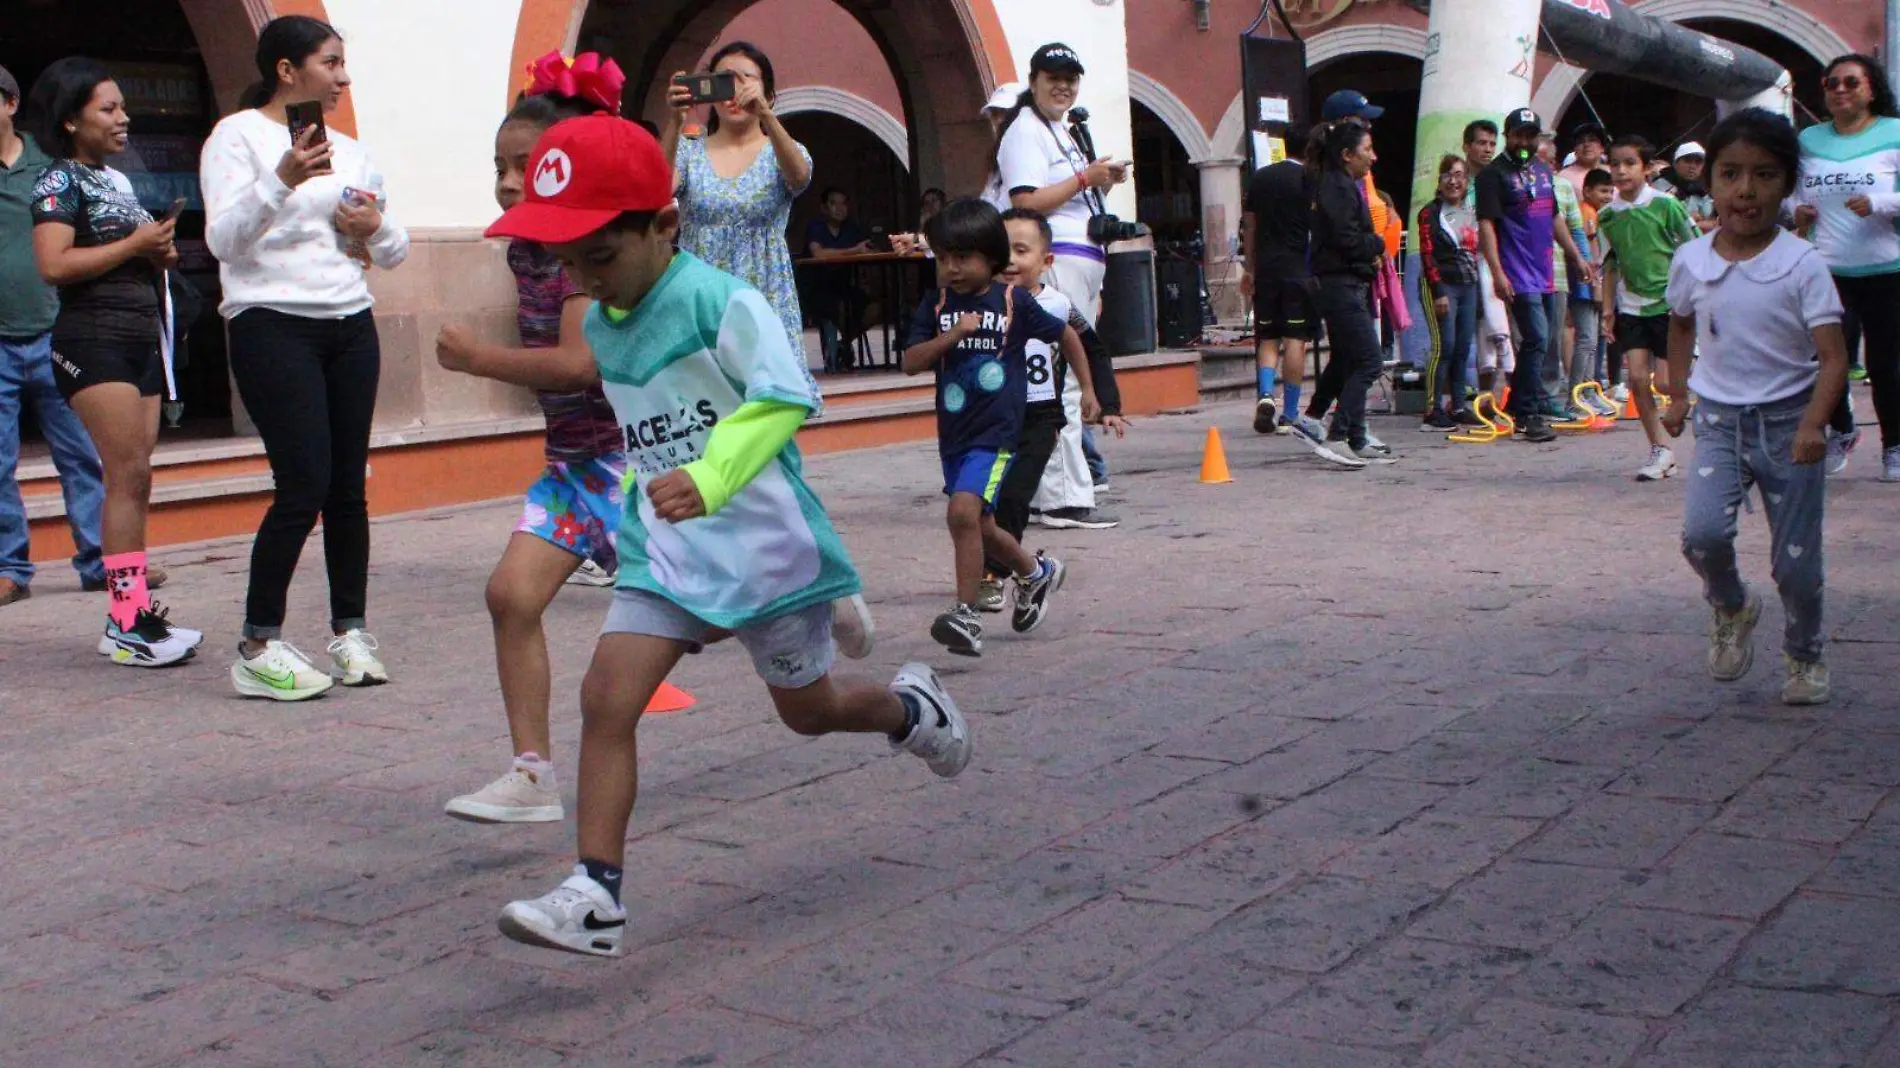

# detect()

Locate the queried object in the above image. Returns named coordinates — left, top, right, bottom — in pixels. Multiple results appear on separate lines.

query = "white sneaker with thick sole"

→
left=232, top=640, right=335, bottom=701
left=1636, top=445, right=1678, bottom=482
left=891, top=662, right=971, bottom=777
left=565, top=559, right=617, bottom=587
left=831, top=594, right=875, bottom=659
left=1315, top=439, right=1369, bottom=469
left=446, top=760, right=564, bottom=823
left=99, top=605, right=199, bottom=668
left=1825, top=428, right=1861, bottom=478
left=499, top=870, right=626, bottom=957
left=329, top=629, right=389, bottom=686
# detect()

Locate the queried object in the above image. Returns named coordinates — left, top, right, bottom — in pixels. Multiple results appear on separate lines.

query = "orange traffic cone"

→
left=1623, top=391, right=1639, bottom=420
left=1199, top=427, right=1232, bottom=484
left=645, top=682, right=696, bottom=715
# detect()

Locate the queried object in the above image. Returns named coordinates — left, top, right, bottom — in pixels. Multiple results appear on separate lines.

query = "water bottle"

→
left=339, top=172, right=385, bottom=267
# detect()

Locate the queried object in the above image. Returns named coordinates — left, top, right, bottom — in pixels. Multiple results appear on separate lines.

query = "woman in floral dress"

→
left=662, top=41, right=811, bottom=357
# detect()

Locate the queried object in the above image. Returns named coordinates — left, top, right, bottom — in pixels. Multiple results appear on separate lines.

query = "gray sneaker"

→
left=1709, top=589, right=1763, bottom=682
left=1781, top=657, right=1831, bottom=706
left=1882, top=445, right=1900, bottom=483
left=1826, top=428, right=1861, bottom=478
left=1037, top=507, right=1119, bottom=530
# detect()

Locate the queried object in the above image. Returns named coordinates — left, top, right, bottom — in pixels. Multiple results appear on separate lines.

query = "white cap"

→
left=983, top=82, right=1025, bottom=115
left=1674, top=141, right=1706, bottom=161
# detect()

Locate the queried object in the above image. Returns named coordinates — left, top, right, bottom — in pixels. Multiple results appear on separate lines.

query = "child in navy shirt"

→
left=904, top=199, right=1072, bottom=657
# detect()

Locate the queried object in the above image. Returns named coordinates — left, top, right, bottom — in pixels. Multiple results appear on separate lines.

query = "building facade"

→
left=8, top=0, right=1885, bottom=558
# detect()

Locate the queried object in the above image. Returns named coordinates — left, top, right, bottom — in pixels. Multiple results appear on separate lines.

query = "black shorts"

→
left=1255, top=276, right=1319, bottom=341
left=51, top=338, right=163, bottom=401
left=1611, top=313, right=1670, bottom=359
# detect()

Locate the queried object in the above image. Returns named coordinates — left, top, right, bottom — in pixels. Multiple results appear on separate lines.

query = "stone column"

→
left=1195, top=156, right=1246, bottom=323
left=1408, top=0, right=1543, bottom=236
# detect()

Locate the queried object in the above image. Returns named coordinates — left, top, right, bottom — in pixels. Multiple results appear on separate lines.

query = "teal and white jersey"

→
left=1798, top=116, right=1900, bottom=277
left=587, top=253, right=860, bottom=629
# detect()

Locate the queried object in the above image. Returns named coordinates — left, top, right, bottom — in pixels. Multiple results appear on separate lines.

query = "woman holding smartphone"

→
left=28, top=58, right=199, bottom=666
left=201, top=14, right=409, bottom=701
left=661, top=41, right=812, bottom=358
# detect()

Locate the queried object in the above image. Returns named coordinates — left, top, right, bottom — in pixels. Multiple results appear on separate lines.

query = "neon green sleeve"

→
left=681, top=399, right=809, bottom=515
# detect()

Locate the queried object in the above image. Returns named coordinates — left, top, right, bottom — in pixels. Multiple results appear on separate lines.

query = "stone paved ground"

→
left=4, top=399, right=1900, bottom=1067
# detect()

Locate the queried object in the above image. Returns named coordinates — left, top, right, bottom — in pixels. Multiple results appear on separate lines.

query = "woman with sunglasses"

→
left=1794, top=55, right=1900, bottom=482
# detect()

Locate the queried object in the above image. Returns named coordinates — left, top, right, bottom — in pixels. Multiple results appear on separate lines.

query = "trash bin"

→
left=1097, top=235, right=1156, bottom=357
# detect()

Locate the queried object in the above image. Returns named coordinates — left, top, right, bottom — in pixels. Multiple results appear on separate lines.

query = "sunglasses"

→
left=1824, top=75, right=1865, bottom=92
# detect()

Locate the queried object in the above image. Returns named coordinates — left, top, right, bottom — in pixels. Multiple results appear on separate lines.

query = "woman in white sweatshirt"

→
left=201, top=15, right=409, bottom=701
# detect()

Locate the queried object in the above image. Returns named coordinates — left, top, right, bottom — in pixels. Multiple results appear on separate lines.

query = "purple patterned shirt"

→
left=508, top=240, right=622, bottom=463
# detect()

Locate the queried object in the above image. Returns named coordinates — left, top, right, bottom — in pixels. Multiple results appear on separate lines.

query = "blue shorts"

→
left=942, top=448, right=1013, bottom=510
left=515, top=455, right=627, bottom=569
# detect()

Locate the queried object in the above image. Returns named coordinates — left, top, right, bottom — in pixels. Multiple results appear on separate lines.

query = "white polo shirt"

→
left=1666, top=230, right=1843, bottom=407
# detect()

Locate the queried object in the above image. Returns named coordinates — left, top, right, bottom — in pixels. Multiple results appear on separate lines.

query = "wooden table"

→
left=794, top=250, right=931, bottom=371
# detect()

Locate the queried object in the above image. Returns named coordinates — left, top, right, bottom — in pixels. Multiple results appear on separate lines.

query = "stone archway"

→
left=775, top=86, right=909, bottom=167
left=1212, top=23, right=1432, bottom=157
left=508, top=0, right=1008, bottom=196
left=177, top=0, right=354, bottom=133
left=1128, top=70, right=1215, bottom=163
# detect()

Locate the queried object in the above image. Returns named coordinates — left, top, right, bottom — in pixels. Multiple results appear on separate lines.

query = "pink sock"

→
left=102, top=551, right=150, bottom=630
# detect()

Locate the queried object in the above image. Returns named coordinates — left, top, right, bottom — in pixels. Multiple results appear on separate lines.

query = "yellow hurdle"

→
left=1448, top=391, right=1514, bottom=443
left=1554, top=382, right=1615, bottom=433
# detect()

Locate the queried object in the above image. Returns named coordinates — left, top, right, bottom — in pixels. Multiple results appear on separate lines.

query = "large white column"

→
left=1196, top=156, right=1246, bottom=322
left=1407, top=0, right=1544, bottom=237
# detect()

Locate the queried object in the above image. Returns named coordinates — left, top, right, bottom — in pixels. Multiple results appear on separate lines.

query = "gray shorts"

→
left=602, top=587, right=835, bottom=689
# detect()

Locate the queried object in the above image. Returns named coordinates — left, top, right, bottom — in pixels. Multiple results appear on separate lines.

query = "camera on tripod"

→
left=1066, top=107, right=1147, bottom=246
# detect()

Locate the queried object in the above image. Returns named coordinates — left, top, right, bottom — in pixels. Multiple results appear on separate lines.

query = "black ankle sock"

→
left=580, top=857, right=623, bottom=904
left=891, top=691, right=922, bottom=742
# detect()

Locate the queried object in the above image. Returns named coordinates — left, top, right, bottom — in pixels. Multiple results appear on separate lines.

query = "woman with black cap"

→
left=991, top=43, right=1127, bottom=529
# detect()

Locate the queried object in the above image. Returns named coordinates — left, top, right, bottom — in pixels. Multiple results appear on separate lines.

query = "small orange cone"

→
left=1623, top=392, right=1639, bottom=420
left=645, top=682, right=696, bottom=715
left=1199, top=427, right=1233, bottom=484
left=1497, top=385, right=1511, bottom=412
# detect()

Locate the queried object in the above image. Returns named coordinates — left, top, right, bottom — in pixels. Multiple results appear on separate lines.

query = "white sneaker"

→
left=499, top=869, right=626, bottom=957
left=832, top=594, right=875, bottom=659
left=1353, top=443, right=1398, bottom=465
left=1287, top=414, right=1329, bottom=452
left=98, top=604, right=199, bottom=668
left=328, top=629, right=388, bottom=686
left=1636, top=445, right=1678, bottom=482
left=1314, top=439, right=1369, bottom=469
left=565, top=559, right=616, bottom=587
left=446, top=758, right=564, bottom=823
left=1882, top=445, right=1900, bottom=483
left=1361, top=432, right=1391, bottom=456
left=890, top=662, right=972, bottom=778
left=232, top=640, right=334, bottom=701
left=1708, top=589, right=1762, bottom=683
left=1826, top=428, right=1861, bottom=478
left=1610, top=384, right=1631, bottom=404
left=1782, top=657, right=1831, bottom=706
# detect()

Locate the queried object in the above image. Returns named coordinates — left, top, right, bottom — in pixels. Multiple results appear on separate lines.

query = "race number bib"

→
left=1025, top=339, right=1057, bottom=403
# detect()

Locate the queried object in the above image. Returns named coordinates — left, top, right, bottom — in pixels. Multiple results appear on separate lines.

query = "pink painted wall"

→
left=701, top=0, right=906, bottom=122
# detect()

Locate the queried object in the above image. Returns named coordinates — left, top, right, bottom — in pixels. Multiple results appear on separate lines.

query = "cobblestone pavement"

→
left=4, top=400, right=1899, bottom=1067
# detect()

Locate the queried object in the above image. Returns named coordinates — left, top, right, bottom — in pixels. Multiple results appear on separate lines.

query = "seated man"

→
left=805, top=187, right=871, bottom=373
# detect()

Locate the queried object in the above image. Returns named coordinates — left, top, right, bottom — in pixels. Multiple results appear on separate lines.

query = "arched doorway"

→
left=1308, top=51, right=1422, bottom=220
left=2, top=0, right=242, bottom=436
left=1131, top=101, right=1201, bottom=245
left=552, top=0, right=1001, bottom=199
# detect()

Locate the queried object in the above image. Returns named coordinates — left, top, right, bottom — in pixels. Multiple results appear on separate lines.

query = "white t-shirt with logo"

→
left=996, top=113, right=1095, bottom=247
left=1797, top=116, right=1900, bottom=276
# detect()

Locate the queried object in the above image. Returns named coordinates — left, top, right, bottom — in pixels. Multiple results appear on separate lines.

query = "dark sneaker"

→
left=1011, top=552, right=1067, bottom=633
left=1451, top=407, right=1484, bottom=427
left=1515, top=419, right=1557, bottom=444
left=1038, top=507, right=1120, bottom=530
left=930, top=604, right=983, bottom=657
left=1421, top=409, right=1455, bottom=432
left=1253, top=396, right=1278, bottom=434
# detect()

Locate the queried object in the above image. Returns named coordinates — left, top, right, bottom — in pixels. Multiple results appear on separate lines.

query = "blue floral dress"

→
left=676, top=135, right=812, bottom=355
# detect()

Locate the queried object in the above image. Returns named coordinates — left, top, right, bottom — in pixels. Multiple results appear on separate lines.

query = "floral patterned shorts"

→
left=516, top=455, right=628, bottom=570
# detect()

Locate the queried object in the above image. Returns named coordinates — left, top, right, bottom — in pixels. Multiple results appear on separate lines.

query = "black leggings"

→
left=1832, top=273, right=1900, bottom=448
left=987, top=408, right=1064, bottom=574
left=1308, top=278, right=1382, bottom=445
left=228, top=308, right=381, bottom=639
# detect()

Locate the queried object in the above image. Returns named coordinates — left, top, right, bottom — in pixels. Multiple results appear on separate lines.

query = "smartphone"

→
left=285, top=100, right=332, bottom=173
left=674, top=71, right=737, bottom=105
left=160, top=197, right=188, bottom=222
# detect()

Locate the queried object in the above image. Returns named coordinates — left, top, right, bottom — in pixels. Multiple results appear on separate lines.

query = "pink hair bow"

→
left=525, top=50, right=625, bottom=113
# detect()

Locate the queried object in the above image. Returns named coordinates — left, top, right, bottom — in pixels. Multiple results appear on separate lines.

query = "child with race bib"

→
left=485, top=115, right=969, bottom=957
left=1664, top=109, right=1848, bottom=706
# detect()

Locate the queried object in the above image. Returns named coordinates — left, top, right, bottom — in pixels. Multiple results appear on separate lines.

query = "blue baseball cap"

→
left=1321, top=90, right=1383, bottom=122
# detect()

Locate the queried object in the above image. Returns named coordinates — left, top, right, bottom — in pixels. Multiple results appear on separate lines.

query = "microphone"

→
left=1065, top=106, right=1097, bottom=160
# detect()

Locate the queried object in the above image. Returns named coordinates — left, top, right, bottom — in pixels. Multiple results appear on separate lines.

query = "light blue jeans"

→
left=1681, top=393, right=1826, bottom=662
left=0, top=333, right=105, bottom=586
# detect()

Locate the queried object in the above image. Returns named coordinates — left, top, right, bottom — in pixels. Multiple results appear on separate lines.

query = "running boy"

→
left=1600, top=133, right=1699, bottom=481
left=982, top=208, right=1127, bottom=619
left=487, top=116, right=968, bottom=956
left=1665, top=109, right=1846, bottom=705
left=904, top=198, right=1069, bottom=657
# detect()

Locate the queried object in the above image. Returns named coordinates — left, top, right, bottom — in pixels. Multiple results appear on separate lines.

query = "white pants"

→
left=1032, top=373, right=1095, bottom=512
left=1032, top=251, right=1104, bottom=512
left=1476, top=261, right=1516, bottom=373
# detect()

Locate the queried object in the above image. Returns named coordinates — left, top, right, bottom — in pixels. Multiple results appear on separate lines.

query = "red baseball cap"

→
left=486, top=115, right=673, bottom=245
